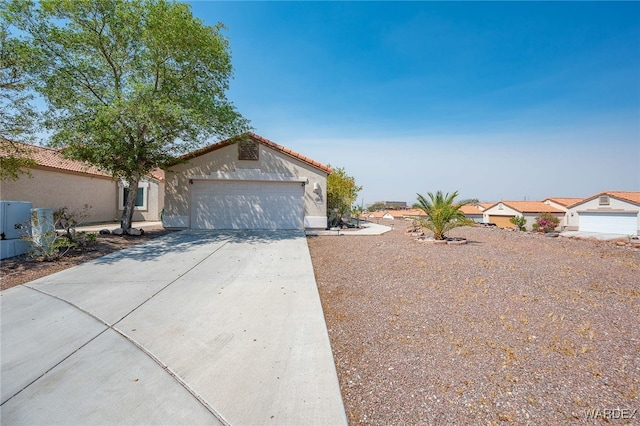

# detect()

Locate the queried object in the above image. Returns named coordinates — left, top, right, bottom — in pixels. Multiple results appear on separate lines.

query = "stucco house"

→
left=162, top=133, right=331, bottom=230
left=542, top=197, right=584, bottom=228
left=565, top=191, right=640, bottom=236
left=1, top=139, right=164, bottom=223
left=482, top=201, right=565, bottom=230
left=460, top=204, right=485, bottom=222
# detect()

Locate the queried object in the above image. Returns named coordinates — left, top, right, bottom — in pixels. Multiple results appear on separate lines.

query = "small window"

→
left=119, top=182, right=148, bottom=211
left=598, top=195, right=610, bottom=206
left=124, top=187, right=145, bottom=207
left=238, top=140, right=259, bottom=160
left=498, top=203, right=504, bottom=210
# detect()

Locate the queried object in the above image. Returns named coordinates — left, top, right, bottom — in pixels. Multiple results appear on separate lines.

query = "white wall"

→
left=566, top=195, right=640, bottom=232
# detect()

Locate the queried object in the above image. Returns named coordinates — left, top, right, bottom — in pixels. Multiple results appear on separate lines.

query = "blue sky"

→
left=188, top=1, right=640, bottom=204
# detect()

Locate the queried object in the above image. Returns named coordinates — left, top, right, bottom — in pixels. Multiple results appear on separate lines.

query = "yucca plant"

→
left=415, top=190, right=475, bottom=240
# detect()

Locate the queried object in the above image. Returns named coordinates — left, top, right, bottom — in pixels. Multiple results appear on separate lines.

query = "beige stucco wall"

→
left=117, top=178, right=164, bottom=222
left=483, top=203, right=519, bottom=222
left=163, top=143, right=328, bottom=229
left=0, top=167, right=117, bottom=223
left=566, top=196, right=640, bottom=231
left=483, top=203, right=563, bottom=230
left=543, top=200, right=570, bottom=227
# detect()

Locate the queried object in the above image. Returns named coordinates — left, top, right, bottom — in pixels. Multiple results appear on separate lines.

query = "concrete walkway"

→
left=306, top=221, right=392, bottom=236
left=559, top=230, right=634, bottom=241
left=1, top=230, right=347, bottom=425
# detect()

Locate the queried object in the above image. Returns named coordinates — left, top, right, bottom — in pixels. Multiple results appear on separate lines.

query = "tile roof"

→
left=0, top=138, right=111, bottom=178
left=368, top=211, right=387, bottom=218
left=544, top=197, right=584, bottom=207
left=174, top=132, right=332, bottom=174
left=487, top=201, right=565, bottom=214
left=401, top=209, right=426, bottom=217
left=459, top=204, right=484, bottom=214
left=570, top=191, right=640, bottom=207
left=1, top=138, right=165, bottom=182
left=385, top=210, right=408, bottom=218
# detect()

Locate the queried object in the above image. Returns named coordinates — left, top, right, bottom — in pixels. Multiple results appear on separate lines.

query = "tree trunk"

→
left=121, top=174, right=141, bottom=230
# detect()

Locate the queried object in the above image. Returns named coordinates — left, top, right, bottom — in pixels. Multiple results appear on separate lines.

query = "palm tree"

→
left=415, top=190, right=475, bottom=240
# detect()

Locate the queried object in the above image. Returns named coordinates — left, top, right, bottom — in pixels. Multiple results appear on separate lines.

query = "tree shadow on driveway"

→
left=91, top=230, right=306, bottom=265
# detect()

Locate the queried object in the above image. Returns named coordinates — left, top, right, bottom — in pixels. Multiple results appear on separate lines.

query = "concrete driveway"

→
left=1, top=230, right=347, bottom=425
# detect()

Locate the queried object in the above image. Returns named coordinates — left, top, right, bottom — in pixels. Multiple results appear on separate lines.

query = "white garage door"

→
left=191, top=181, right=304, bottom=230
left=579, top=212, right=638, bottom=235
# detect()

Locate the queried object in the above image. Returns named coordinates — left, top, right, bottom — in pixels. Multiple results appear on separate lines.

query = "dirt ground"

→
left=308, top=220, right=640, bottom=425
left=0, top=227, right=176, bottom=291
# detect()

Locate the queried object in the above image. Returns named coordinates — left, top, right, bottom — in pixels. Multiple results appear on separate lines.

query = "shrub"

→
left=532, top=212, right=560, bottom=233
left=53, top=205, right=97, bottom=250
left=23, top=230, right=75, bottom=261
left=509, top=216, right=527, bottom=231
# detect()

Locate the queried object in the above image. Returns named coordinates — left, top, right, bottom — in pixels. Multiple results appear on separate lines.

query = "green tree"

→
left=509, top=215, right=527, bottom=231
left=0, top=22, right=38, bottom=181
left=350, top=204, right=364, bottom=228
left=3, top=0, right=249, bottom=229
left=367, top=202, right=386, bottom=212
left=326, top=166, right=362, bottom=227
left=415, top=190, right=474, bottom=240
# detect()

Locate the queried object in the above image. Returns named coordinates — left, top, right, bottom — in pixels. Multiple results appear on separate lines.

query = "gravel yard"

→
left=308, top=220, right=640, bottom=425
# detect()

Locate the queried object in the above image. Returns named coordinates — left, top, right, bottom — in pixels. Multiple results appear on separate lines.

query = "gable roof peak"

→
left=175, top=132, right=332, bottom=174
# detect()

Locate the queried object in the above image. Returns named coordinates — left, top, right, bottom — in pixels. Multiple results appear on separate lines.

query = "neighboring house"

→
left=1, top=139, right=164, bottom=223
left=460, top=204, right=485, bottom=222
left=565, top=191, right=640, bottom=236
left=383, top=210, right=407, bottom=220
left=543, top=197, right=584, bottom=211
left=402, top=209, right=426, bottom=220
left=542, top=197, right=584, bottom=228
left=367, top=209, right=425, bottom=221
left=361, top=211, right=386, bottom=221
left=482, top=201, right=564, bottom=230
left=162, top=133, right=331, bottom=230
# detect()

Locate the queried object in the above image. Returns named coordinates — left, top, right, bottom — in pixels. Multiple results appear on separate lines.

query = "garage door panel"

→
left=191, top=181, right=304, bottom=230
left=489, top=216, right=515, bottom=228
left=579, top=213, right=637, bottom=235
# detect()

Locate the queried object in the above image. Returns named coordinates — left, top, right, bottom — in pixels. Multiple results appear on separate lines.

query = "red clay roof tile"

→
left=0, top=138, right=110, bottom=178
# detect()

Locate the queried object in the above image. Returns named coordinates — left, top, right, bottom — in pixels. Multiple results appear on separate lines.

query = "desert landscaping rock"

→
left=308, top=220, right=639, bottom=425
left=111, top=228, right=124, bottom=235
left=125, top=228, right=143, bottom=236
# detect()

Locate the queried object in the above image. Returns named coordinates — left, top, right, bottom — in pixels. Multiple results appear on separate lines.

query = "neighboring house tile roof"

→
left=401, top=209, right=426, bottom=217
left=0, top=138, right=111, bottom=178
left=175, top=132, right=332, bottom=174
left=368, top=211, right=387, bottom=219
left=1, top=138, right=165, bottom=182
left=544, top=197, right=584, bottom=207
left=486, top=201, right=565, bottom=214
left=569, top=191, right=640, bottom=207
left=459, top=204, right=484, bottom=215
left=386, top=210, right=408, bottom=218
